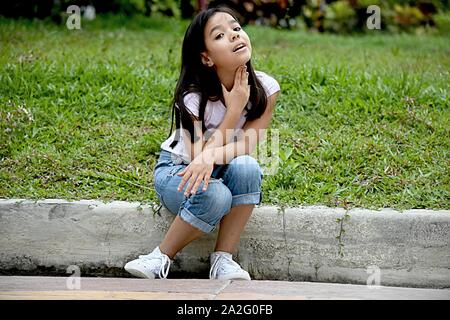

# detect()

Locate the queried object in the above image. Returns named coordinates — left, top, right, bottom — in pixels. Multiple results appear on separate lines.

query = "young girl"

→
left=125, top=6, right=280, bottom=280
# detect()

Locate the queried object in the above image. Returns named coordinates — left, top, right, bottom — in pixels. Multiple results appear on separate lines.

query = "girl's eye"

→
left=215, top=27, right=241, bottom=40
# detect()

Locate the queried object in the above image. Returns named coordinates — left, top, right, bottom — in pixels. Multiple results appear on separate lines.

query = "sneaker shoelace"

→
left=139, top=252, right=171, bottom=279
left=209, top=254, right=241, bottom=279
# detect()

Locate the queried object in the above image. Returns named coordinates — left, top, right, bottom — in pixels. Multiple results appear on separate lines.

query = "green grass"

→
left=0, top=14, right=449, bottom=210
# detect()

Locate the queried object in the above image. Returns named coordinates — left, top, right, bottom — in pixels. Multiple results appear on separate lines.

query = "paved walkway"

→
left=0, top=276, right=449, bottom=300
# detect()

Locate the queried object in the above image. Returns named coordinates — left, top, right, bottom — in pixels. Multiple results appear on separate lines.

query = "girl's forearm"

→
left=211, top=135, right=258, bottom=165
left=186, top=109, right=241, bottom=162
left=202, top=108, right=241, bottom=152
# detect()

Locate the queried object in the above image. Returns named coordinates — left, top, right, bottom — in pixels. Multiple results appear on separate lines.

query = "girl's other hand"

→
left=176, top=148, right=215, bottom=196
left=221, top=65, right=250, bottom=114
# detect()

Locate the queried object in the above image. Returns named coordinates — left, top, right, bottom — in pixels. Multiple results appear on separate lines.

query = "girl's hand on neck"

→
left=220, top=65, right=250, bottom=113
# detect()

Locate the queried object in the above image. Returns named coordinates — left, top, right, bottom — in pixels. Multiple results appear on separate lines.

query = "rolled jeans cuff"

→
left=231, top=192, right=262, bottom=207
left=179, top=207, right=216, bottom=233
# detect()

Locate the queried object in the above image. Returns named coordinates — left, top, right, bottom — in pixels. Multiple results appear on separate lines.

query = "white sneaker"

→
left=209, top=251, right=251, bottom=281
left=124, top=246, right=172, bottom=279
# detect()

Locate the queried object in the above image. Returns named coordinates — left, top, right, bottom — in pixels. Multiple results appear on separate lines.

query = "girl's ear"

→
left=200, top=53, right=213, bottom=67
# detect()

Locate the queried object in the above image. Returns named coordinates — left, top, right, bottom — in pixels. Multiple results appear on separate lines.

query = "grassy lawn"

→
left=0, top=14, right=449, bottom=210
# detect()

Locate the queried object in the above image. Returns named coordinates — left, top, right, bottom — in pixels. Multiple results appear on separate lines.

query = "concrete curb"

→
left=0, top=199, right=449, bottom=288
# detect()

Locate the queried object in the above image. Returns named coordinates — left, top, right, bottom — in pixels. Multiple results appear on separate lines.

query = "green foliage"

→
left=324, top=1, right=357, bottom=33
left=302, top=0, right=324, bottom=30
left=150, top=0, right=182, bottom=18
left=394, top=3, right=426, bottom=27
left=2, top=1, right=449, bottom=34
left=357, top=0, right=382, bottom=7
left=433, top=10, right=450, bottom=34
left=0, top=0, right=186, bottom=20
left=297, top=0, right=449, bottom=34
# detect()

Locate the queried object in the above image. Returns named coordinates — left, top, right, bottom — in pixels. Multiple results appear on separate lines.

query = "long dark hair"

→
left=168, top=6, right=268, bottom=149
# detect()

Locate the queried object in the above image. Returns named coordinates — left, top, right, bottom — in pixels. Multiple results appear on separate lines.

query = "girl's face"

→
left=201, top=12, right=252, bottom=71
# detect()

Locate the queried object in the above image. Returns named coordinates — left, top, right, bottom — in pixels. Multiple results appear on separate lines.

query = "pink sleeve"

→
left=263, top=75, right=280, bottom=97
left=179, top=92, right=201, bottom=117
left=258, top=71, right=280, bottom=97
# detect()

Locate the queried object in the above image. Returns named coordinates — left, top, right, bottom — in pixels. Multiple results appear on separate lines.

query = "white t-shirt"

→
left=160, top=70, right=280, bottom=164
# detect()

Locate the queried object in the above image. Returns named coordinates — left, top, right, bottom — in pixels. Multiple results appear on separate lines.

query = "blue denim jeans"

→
left=153, top=149, right=263, bottom=233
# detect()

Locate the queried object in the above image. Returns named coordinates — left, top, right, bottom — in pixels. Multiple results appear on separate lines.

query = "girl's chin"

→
left=222, top=56, right=252, bottom=70
left=234, top=55, right=251, bottom=66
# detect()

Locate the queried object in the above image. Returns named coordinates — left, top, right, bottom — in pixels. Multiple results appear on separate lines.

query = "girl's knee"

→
left=194, top=180, right=232, bottom=212
left=184, top=179, right=232, bottom=225
left=228, top=155, right=263, bottom=181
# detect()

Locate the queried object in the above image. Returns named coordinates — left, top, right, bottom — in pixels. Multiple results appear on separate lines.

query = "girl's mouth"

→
left=234, top=46, right=248, bottom=53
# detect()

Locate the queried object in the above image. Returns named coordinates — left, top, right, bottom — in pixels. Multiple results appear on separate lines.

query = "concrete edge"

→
left=0, top=199, right=449, bottom=288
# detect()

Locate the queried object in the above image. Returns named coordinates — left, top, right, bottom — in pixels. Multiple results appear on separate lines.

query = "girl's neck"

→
left=215, top=66, right=235, bottom=92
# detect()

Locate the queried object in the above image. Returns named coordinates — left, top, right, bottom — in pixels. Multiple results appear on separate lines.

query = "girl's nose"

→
left=231, top=32, right=240, bottom=41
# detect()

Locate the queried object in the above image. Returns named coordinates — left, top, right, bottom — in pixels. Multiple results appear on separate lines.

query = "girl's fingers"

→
left=221, top=83, right=228, bottom=93
left=177, top=170, right=192, bottom=192
left=202, top=166, right=214, bottom=192
left=234, top=66, right=242, bottom=87
left=184, top=174, right=199, bottom=196
left=190, top=173, right=205, bottom=195
left=241, top=66, right=248, bottom=86
left=203, top=175, right=210, bottom=192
